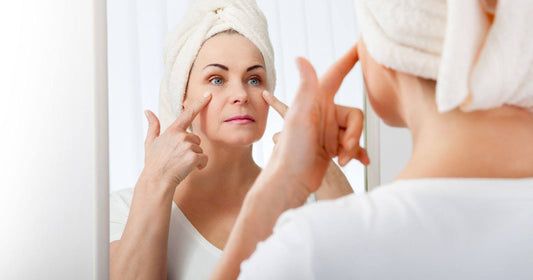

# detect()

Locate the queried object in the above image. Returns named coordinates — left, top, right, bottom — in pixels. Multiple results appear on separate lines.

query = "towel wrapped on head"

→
left=159, top=0, right=275, bottom=131
left=354, top=0, right=533, bottom=113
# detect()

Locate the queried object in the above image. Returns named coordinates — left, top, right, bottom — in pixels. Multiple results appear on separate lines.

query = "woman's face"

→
left=358, top=38, right=405, bottom=127
left=184, top=33, right=269, bottom=147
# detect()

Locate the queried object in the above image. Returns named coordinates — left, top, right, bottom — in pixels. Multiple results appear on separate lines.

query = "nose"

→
left=230, top=84, right=249, bottom=105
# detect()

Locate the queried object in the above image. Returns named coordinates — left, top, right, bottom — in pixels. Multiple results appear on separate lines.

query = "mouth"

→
left=224, top=114, right=255, bottom=124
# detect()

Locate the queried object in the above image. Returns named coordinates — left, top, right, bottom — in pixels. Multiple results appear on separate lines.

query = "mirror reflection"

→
left=107, top=0, right=364, bottom=279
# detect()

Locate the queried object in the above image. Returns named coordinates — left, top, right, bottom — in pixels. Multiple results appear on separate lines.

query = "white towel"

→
left=354, top=0, right=533, bottom=113
left=159, top=0, right=275, bottom=131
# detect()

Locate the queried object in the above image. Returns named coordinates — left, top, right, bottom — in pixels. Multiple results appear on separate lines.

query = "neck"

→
left=396, top=76, right=533, bottom=180
left=179, top=139, right=261, bottom=198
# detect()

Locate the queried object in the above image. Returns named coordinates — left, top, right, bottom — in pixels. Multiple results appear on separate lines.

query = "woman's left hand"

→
left=262, top=91, right=366, bottom=199
left=262, top=90, right=369, bottom=167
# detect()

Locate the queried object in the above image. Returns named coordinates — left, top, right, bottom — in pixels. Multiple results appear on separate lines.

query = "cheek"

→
left=253, top=96, right=269, bottom=123
left=363, top=72, right=395, bottom=124
left=361, top=57, right=405, bottom=127
left=360, top=51, right=382, bottom=100
left=359, top=41, right=388, bottom=105
left=188, top=99, right=221, bottom=133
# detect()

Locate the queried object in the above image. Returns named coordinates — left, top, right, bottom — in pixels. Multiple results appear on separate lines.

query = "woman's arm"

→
left=110, top=95, right=212, bottom=279
left=211, top=159, right=311, bottom=280
left=212, top=46, right=363, bottom=279
left=263, top=92, right=369, bottom=201
left=110, top=178, right=175, bottom=279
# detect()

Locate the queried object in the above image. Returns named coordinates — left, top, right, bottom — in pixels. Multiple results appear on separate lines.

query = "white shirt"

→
left=110, top=188, right=222, bottom=280
left=239, top=178, right=533, bottom=280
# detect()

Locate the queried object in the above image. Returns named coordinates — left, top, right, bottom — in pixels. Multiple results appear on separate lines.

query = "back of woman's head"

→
left=354, top=0, right=533, bottom=118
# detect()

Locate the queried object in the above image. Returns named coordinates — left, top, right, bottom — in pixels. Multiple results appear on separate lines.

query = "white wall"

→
left=0, top=0, right=108, bottom=278
left=107, top=0, right=366, bottom=194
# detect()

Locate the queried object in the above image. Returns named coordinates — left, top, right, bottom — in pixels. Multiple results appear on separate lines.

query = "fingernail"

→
left=203, top=92, right=211, bottom=98
left=144, top=110, right=149, bottom=120
left=295, top=57, right=304, bottom=73
left=262, top=90, right=270, bottom=97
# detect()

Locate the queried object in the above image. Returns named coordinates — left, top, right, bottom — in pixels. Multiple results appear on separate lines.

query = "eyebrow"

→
left=246, top=65, right=264, bottom=72
left=203, top=63, right=264, bottom=72
left=204, top=63, right=228, bottom=71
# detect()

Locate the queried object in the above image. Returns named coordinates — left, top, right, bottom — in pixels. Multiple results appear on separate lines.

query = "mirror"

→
left=107, top=0, right=366, bottom=195
left=106, top=1, right=370, bottom=277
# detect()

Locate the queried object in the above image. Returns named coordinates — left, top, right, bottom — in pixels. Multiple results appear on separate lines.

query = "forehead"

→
left=195, top=33, right=265, bottom=69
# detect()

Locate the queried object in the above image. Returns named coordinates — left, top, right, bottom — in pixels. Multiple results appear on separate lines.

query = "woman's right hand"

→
left=141, top=93, right=212, bottom=190
left=111, top=95, right=211, bottom=279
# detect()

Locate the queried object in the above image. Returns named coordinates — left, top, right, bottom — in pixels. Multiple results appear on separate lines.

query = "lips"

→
left=224, top=114, right=255, bottom=124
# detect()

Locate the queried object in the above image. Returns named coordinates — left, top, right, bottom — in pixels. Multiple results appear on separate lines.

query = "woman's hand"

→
left=263, top=44, right=364, bottom=201
left=262, top=86, right=367, bottom=199
left=111, top=96, right=211, bottom=280
left=262, top=90, right=369, bottom=168
left=141, top=93, right=212, bottom=191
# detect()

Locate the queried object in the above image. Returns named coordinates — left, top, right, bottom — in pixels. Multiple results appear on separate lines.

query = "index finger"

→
left=319, top=44, right=359, bottom=99
left=262, top=90, right=288, bottom=118
left=173, top=92, right=212, bottom=130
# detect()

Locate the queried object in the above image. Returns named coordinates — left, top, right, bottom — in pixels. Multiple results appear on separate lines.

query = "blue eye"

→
left=248, top=78, right=260, bottom=85
left=210, top=78, right=224, bottom=85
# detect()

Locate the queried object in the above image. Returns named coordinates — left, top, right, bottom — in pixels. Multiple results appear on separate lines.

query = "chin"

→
left=232, top=134, right=261, bottom=146
left=215, top=132, right=262, bottom=147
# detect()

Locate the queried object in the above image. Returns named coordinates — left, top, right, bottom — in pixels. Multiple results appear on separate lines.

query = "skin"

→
left=210, top=38, right=533, bottom=279
left=109, top=33, right=357, bottom=279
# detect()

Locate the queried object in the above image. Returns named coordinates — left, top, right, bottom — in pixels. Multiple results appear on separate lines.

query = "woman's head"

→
left=357, top=39, right=437, bottom=127
left=159, top=0, right=276, bottom=138
left=354, top=0, right=533, bottom=124
left=184, top=31, right=269, bottom=146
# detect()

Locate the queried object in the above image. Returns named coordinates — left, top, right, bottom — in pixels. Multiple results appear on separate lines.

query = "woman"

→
left=209, top=0, right=533, bottom=279
left=109, top=1, right=356, bottom=279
